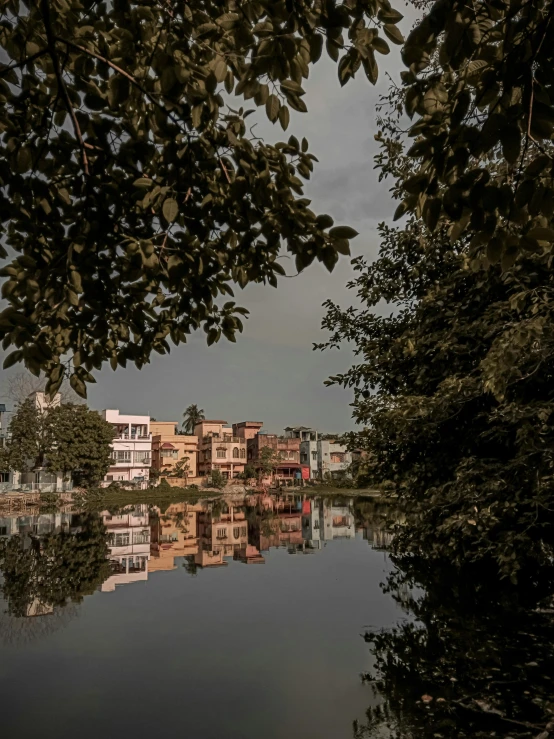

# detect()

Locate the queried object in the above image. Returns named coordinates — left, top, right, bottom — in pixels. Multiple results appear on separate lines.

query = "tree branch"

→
left=41, top=0, right=89, bottom=175
left=0, top=49, right=48, bottom=77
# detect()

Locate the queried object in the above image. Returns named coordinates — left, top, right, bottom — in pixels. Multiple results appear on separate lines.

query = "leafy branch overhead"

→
left=398, top=0, right=554, bottom=270
left=0, top=0, right=403, bottom=396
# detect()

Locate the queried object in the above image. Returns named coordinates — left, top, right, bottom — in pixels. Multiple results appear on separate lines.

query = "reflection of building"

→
left=234, top=544, right=265, bottom=564
left=362, top=525, right=394, bottom=551
left=320, top=500, right=355, bottom=540
left=195, top=420, right=247, bottom=479
left=195, top=500, right=248, bottom=564
left=101, top=410, right=152, bottom=488
left=149, top=502, right=201, bottom=572
left=151, top=421, right=198, bottom=480
left=301, top=499, right=322, bottom=549
left=101, top=506, right=150, bottom=591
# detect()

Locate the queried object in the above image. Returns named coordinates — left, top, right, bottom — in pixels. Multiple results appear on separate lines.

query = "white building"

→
left=101, top=410, right=152, bottom=489
left=317, top=440, right=352, bottom=480
left=101, top=506, right=150, bottom=591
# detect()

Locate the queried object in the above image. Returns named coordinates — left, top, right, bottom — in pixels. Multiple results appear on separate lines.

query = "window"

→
left=0, top=472, right=9, bottom=482
left=216, top=528, right=226, bottom=539
left=233, top=527, right=240, bottom=539
left=133, top=531, right=150, bottom=544
left=134, top=451, right=152, bottom=464
left=232, top=447, right=240, bottom=459
left=331, top=453, right=345, bottom=464
left=161, top=449, right=178, bottom=458
left=109, top=532, right=130, bottom=547
left=0, top=526, right=7, bottom=536
left=216, top=448, right=226, bottom=458
left=112, top=450, right=131, bottom=462
left=240, top=448, right=246, bottom=458
left=312, top=451, right=317, bottom=460
left=241, top=526, right=247, bottom=537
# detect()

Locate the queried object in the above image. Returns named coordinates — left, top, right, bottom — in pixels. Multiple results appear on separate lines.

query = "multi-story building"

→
left=151, top=421, right=198, bottom=480
left=317, top=440, right=352, bottom=480
left=101, top=410, right=152, bottom=488
left=195, top=420, right=247, bottom=479
left=101, top=505, right=150, bottom=591
left=286, top=426, right=319, bottom=478
left=246, top=432, right=301, bottom=465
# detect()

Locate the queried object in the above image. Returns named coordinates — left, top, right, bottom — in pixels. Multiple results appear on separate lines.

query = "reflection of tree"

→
left=0, top=514, right=111, bottom=618
left=356, top=561, right=554, bottom=739
left=183, top=556, right=198, bottom=576
left=0, top=599, right=79, bottom=646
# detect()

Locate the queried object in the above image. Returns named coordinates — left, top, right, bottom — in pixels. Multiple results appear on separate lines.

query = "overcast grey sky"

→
left=1, top=5, right=416, bottom=434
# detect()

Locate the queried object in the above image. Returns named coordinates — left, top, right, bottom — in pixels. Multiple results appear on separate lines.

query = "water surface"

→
left=0, top=494, right=402, bottom=739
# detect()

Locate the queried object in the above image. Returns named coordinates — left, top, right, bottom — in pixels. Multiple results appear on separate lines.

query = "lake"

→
left=0, top=494, right=404, bottom=739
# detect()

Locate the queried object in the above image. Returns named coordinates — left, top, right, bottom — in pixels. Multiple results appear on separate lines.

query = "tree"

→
left=258, top=445, right=282, bottom=480
left=398, top=0, right=554, bottom=272
left=0, top=513, right=111, bottom=617
left=43, top=404, right=115, bottom=486
left=0, top=0, right=404, bottom=397
left=241, top=464, right=256, bottom=480
left=319, top=215, right=554, bottom=580
left=170, top=456, right=191, bottom=486
left=182, top=404, right=205, bottom=435
left=1, top=397, right=43, bottom=472
left=209, top=468, right=226, bottom=489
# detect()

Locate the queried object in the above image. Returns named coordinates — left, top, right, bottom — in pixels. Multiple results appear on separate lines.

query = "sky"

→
left=0, top=5, right=417, bottom=435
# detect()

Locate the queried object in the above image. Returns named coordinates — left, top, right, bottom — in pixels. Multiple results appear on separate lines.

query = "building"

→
left=232, top=421, right=263, bottom=440
left=286, top=427, right=319, bottom=479
left=195, top=420, right=247, bottom=479
left=317, top=440, right=352, bottom=479
left=151, top=421, right=198, bottom=481
left=101, top=410, right=152, bottom=488
left=101, top=505, right=150, bottom=591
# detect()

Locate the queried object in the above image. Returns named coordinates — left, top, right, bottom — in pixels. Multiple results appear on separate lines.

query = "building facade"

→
left=101, top=410, right=152, bottom=488
left=286, top=427, right=319, bottom=479
left=151, top=421, right=198, bottom=480
left=195, top=420, right=247, bottom=479
left=317, top=440, right=352, bottom=479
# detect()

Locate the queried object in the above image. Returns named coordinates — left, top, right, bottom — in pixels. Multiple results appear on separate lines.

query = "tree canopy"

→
left=0, top=0, right=404, bottom=397
left=1, top=399, right=114, bottom=484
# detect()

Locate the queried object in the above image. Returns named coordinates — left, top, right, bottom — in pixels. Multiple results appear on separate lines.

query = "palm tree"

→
left=182, top=404, right=205, bottom=435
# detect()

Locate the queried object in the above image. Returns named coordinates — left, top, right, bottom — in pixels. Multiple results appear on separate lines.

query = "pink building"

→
left=101, top=410, right=152, bottom=489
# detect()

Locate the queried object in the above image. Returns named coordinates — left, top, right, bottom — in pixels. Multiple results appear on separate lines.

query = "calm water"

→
left=0, top=494, right=403, bottom=739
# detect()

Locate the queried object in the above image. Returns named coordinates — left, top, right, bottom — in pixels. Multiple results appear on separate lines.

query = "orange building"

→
left=195, top=420, right=247, bottom=479
left=151, top=421, right=198, bottom=481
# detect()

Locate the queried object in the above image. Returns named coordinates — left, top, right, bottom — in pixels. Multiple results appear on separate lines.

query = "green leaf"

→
left=486, top=237, right=503, bottom=265
left=3, top=350, right=23, bottom=369
left=266, top=94, right=280, bottom=122
left=329, top=226, right=359, bottom=239
left=372, top=37, right=390, bottom=55
left=162, top=198, right=179, bottom=223
left=383, top=24, right=404, bottom=45
left=278, top=105, right=290, bottom=130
